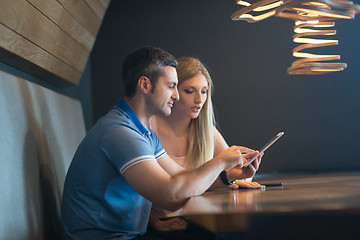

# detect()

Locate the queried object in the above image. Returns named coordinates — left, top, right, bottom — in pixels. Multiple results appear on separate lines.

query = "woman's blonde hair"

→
left=176, top=57, right=215, bottom=169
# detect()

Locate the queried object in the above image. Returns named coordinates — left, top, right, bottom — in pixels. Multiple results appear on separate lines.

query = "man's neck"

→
left=124, top=97, right=152, bottom=126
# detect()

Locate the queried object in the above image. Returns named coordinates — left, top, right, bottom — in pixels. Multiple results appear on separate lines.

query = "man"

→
left=61, top=46, right=261, bottom=240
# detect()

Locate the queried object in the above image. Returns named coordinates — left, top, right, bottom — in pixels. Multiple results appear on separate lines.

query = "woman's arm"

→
left=213, top=126, right=255, bottom=156
left=213, top=126, right=264, bottom=190
left=213, top=126, right=229, bottom=156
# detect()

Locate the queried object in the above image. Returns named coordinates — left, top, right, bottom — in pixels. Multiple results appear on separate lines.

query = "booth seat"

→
left=0, top=70, right=86, bottom=240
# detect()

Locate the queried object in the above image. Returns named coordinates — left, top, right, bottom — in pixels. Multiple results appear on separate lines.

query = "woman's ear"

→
left=138, top=76, right=152, bottom=94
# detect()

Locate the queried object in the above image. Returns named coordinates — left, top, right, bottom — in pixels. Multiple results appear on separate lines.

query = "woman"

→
left=148, top=57, right=263, bottom=235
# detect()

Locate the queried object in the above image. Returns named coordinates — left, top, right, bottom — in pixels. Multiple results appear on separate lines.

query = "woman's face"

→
left=175, top=73, right=209, bottom=119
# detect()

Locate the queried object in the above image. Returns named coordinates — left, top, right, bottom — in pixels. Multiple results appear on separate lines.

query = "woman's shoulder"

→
left=213, top=125, right=229, bottom=155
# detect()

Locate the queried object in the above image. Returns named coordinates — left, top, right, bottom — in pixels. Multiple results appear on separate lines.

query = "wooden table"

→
left=182, top=172, right=360, bottom=240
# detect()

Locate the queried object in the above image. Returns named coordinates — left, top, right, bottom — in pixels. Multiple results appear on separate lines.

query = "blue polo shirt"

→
left=61, top=98, right=165, bottom=240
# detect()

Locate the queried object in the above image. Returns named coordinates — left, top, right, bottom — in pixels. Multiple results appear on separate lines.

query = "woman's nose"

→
left=194, top=92, right=202, bottom=103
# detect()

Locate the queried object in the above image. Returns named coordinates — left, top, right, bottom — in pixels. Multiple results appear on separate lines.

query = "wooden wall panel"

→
left=28, top=0, right=95, bottom=52
left=0, top=0, right=110, bottom=86
left=0, top=23, right=82, bottom=85
left=84, top=0, right=107, bottom=19
left=0, top=0, right=89, bottom=73
left=57, top=0, right=101, bottom=37
left=100, top=0, right=111, bottom=8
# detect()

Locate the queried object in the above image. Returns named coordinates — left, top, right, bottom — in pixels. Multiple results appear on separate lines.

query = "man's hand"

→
left=227, top=151, right=263, bottom=181
left=214, top=145, right=245, bottom=170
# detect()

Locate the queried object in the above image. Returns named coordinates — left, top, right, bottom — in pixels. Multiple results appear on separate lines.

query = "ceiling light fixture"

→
left=231, top=0, right=360, bottom=75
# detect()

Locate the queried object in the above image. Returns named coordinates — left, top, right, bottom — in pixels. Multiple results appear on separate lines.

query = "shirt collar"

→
left=116, top=98, right=150, bottom=136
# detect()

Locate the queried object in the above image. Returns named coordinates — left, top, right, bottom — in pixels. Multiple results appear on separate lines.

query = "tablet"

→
left=243, top=132, right=284, bottom=167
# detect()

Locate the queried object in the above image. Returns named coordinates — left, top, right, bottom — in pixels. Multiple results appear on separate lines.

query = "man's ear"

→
left=138, top=76, right=152, bottom=94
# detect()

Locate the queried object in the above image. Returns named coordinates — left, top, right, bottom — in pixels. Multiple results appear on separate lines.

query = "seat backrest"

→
left=0, top=70, right=86, bottom=240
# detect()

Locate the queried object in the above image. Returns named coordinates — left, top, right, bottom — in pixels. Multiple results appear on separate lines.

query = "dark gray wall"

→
left=91, top=0, right=360, bottom=174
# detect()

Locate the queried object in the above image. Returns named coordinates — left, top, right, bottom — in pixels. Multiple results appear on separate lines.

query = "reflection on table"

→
left=182, top=172, right=360, bottom=239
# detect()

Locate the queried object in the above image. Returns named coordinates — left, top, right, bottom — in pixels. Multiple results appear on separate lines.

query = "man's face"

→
left=148, top=66, right=179, bottom=116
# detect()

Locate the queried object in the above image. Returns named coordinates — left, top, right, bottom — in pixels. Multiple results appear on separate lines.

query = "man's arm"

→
left=123, top=146, right=247, bottom=212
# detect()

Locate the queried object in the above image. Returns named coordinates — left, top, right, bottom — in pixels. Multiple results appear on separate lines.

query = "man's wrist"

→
left=220, top=170, right=236, bottom=186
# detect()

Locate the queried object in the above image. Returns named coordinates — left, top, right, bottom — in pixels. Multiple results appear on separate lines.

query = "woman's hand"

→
left=238, top=146, right=256, bottom=154
left=229, top=179, right=265, bottom=190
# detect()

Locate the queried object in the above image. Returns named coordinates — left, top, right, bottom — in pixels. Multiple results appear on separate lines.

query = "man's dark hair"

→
left=122, top=46, right=178, bottom=98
